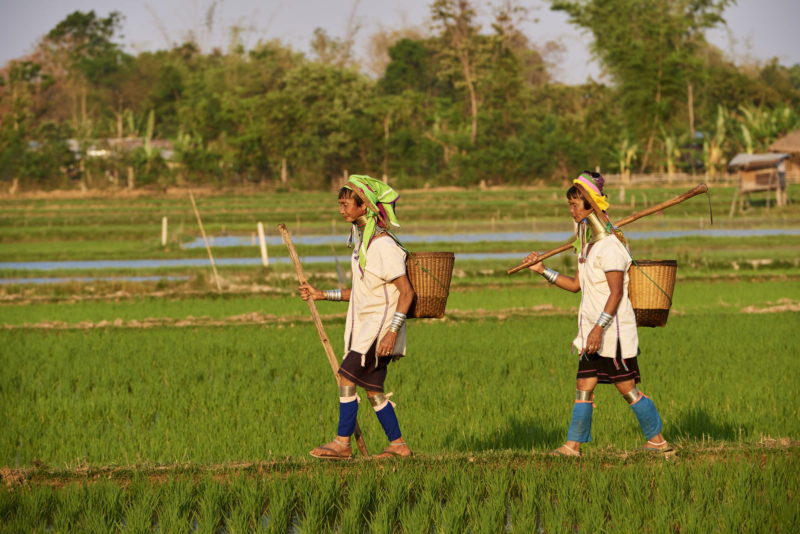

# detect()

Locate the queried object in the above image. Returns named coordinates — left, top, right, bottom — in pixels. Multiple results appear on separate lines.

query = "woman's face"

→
left=338, top=196, right=368, bottom=223
left=568, top=196, right=593, bottom=223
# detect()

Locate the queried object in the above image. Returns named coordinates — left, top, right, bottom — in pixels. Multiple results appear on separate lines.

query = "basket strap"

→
left=385, top=230, right=410, bottom=255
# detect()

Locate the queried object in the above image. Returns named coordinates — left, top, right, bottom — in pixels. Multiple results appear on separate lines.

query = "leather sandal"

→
left=374, top=440, right=412, bottom=460
left=547, top=444, right=581, bottom=457
left=309, top=438, right=353, bottom=460
left=641, top=440, right=674, bottom=453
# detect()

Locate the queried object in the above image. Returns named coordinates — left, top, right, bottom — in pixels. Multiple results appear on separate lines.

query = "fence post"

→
left=161, top=216, right=168, bottom=247
left=257, top=222, right=269, bottom=267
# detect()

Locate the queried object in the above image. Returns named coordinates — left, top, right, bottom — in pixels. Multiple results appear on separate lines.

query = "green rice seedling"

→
left=74, top=481, right=125, bottom=533
left=646, top=464, right=690, bottom=533
left=717, top=462, right=765, bottom=533
left=296, top=472, right=340, bottom=533
left=156, top=477, right=196, bottom=534
left=263, top=475, right=297, bottom=534
left=368, top=470, right=413, bottom=534
left=193, top=476, right=231, bottom=534
left=49, top=483, right=86, bottom=533
left=0, top=489, right=16, bottom=524
left=435, top=471, right=473, bottom=534
left=666, top=461, right=750, bottom=532
left=761, top=457, right=800, bottom=531
left=699, top=462, right=744, bottom=532
left=225, top=475, right=269, bottom=533
left=337, top=469, right=377, bottom=534
left=398, top=468, right=446, bottom=534
left=122, top=475, right=161, bottom=534
left=598, top=467, right=643, bottom=532
left=466, top=467, right=512, bottom=533
left=708, top=457, right=799, bottom=533
left=0, top=485, right=54, bottom=534
left=665, top=463, right=704, bottom=532
left=535, top=463, right=600, bottom=534
left=2, top=310, right=796, bottom=466
left=508, top=466, right=547, bottom=533
left=0, top=491, right=24, bottom=534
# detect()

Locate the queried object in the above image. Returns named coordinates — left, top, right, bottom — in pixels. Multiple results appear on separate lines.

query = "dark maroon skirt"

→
left=576, top=345, right=641, bottom=384
left=338, top=341, right=394, bottom=392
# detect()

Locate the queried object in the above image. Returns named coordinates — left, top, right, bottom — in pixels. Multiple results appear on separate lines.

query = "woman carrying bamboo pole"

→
left=298, top=175, right=415, bottom=460
left=524, top=171, right=672, bottom=456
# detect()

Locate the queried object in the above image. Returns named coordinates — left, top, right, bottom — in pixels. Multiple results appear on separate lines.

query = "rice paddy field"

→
left=1, top=183, right=799, bottom=532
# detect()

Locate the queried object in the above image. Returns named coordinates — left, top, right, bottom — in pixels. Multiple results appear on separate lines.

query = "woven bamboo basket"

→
left=406, top=252, right=455, bottom=319
left=628, top=260, right=678, bottom=327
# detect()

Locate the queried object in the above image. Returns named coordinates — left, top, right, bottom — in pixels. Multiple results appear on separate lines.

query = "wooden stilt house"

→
left=727, top=153, right=790, bottom=215
left=769, top=129, right=800, bottom=180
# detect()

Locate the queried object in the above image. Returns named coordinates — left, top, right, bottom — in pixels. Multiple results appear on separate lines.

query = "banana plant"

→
left=703, top=105, right=728, bottom=178
left=610, top=138, right=638, bottom=181
left=660, top=127, right=681, bottom=178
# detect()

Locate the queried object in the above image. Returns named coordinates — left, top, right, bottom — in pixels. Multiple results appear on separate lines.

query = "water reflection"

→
left=182, top=228, right=800, bottom=249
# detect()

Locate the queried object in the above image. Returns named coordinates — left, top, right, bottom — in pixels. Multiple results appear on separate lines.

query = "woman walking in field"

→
left=299, top=175, right=414, bottom=460
left=524, top=172, right=671, bottom=456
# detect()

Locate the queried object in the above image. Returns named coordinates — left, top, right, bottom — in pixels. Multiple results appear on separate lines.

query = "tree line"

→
left=1, top=0, right=799, bottom=191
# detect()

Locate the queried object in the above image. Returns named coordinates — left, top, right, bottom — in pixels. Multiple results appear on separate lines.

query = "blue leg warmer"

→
left=566, top=402, right=593, bottom=443
left=336, top=400, right=358, bottom=437
left=630, top=395, right=663, bottom=439
left=375, top=403, right=402, bottom=442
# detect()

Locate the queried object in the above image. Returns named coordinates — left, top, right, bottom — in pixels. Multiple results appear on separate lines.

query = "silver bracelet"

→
left=542, top=267, right=559, bottom=284
left=388, top=312, right=406, bottom=333
left=323, top=289, right=342, bottom=301
left=596, top=311, right=613, bottom=329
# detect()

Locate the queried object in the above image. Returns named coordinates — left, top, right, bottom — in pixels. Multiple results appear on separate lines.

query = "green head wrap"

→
left=344, top=175, right=400, bottom=270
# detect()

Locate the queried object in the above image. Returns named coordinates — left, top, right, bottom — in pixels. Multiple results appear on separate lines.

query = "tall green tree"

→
left=552, top=0, right=732, bottom=170
left=430, top=0, right=484, bottom=146
left=39, top=10, right=130, bottom=134
left=260, top=62, right=375, bottom=188
left=0, top=60, right=74, bottom=188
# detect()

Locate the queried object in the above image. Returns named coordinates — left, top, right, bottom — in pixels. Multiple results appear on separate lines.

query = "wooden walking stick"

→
left=277, top=224, right=370, bottom=458
left=507, top=183, right=710, bottom=275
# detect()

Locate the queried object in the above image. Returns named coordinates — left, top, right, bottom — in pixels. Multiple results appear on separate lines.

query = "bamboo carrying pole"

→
left=277, top=224, right=370, bottom=458
left=189, top=192, right=222, bottom=291
left=507, top=184, right=709, bottom=275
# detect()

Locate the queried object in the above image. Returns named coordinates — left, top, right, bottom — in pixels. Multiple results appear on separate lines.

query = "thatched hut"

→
left=769, top=129, right=800, bottom=180
left=728, top=153, right=790, bottom=214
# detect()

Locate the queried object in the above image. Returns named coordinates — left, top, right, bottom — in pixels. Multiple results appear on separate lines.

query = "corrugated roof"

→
left=770, top=129, right=800, bottom=153
left=728, top=152, right=789, bottom=170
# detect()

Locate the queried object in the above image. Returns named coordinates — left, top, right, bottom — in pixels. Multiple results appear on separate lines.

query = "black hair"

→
left=566, top=186, right=591, bottom=209
left=338, top=187, right=363, bottom=206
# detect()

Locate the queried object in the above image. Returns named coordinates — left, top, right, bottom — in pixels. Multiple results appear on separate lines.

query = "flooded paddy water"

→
left=1, top=228, right=798, bottom=284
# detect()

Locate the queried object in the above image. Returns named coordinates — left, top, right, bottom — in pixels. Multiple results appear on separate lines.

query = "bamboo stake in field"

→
left=278, top=223, right=370, bottom=458
left=189, top=192, right=222, bottom=291
left=161, top=216, right=168, bottom=247
left=507, top=184, right=709, bottom=275
left=257, top=222, right=269, bottom=267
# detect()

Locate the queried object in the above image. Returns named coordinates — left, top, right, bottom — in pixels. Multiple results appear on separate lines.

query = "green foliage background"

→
left=1, top=1, right=799, bottom=190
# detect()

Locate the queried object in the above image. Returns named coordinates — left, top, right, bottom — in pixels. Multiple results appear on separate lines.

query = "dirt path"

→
left=2, top=439, right=797, bottom=489
left=0, top=306, right=580, bottom=331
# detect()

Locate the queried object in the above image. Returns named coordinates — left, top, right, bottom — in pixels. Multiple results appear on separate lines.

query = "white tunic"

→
left=344, top=235, right=408, bottom=357
left=572, top=234, right=639, bottom=358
